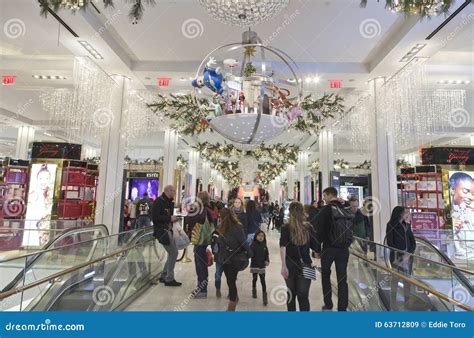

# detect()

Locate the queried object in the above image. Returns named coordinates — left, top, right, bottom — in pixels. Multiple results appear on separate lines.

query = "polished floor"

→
left=126, top=227, right=329, bottom=311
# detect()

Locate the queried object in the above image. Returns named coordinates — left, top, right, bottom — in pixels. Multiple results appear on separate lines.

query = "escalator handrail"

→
left=355, top=236, right=474, bottom=276
left=0, top=225, right=109, bottom=293
left=349, top=250, right=473, bottom=311
left=0, top=224, right=109, bottom=264
left=414, top=236, right=474, bottom=295
left=0, top=232, right=157, bottom=301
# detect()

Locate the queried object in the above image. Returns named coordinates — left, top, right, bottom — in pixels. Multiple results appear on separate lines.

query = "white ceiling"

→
left=0, top=0, right=473, bottom=171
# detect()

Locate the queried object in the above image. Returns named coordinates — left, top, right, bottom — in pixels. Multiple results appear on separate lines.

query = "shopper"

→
left=271, top=202, right=280, bottom=230
left=136, top=192, right=152, bottom=228
left=386, top=206, right=416, bottom=310
left=280, top=201, right=319, bottom=311
left=308, top=200, right=320, bottom=230
left=152, top=185, right=182, bottom=287
left=246, top=200, right=262, bottom=244
left=267, top=202, right=275, bottom=230
left=250, top=229, right=269, bottom=305
left=349, top=196, right=371, bottom=254
left=314, top=187, right=354, bottom=312
left=129, top=197, right=139, bottom=229
left=185, top=191, right=214, bottom=298
left=214, top=207, right=252, bottom=311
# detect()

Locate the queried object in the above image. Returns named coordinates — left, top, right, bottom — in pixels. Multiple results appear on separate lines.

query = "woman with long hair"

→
left=280, top=201, right=319, bottom=311
left=215, top=207, right=252, bottom=311
left=245, top=199, right=262, bottom=244
left=385, top=206, right=416, bottom=310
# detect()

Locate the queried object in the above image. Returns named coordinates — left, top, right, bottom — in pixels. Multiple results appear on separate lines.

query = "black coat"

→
left=314, top=200, right=345, bottom=251
left=250, top=240, right=269, bottom=268
left=386, top=221, right=416, bottom=263
left=152, top=193, right=174, bottom=245
left=308, top=206, right=319, bottom=229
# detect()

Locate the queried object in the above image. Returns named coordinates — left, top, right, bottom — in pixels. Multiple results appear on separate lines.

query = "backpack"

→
left=191, top=215, right=214, bottom=246
left=329, top=205, right=354, bottom=248
left=214, top=233, right=249, bottom=271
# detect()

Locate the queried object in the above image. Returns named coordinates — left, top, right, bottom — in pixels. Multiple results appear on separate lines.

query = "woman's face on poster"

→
left=37, top=171, right=51, bottom=191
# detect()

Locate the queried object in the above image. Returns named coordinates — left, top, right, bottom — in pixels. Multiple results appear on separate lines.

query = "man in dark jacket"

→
left=314, top=187, right=351, bottom=312
left=152, top=185, right=181, bottom=286
left=349, top=196, right=371, bottom=255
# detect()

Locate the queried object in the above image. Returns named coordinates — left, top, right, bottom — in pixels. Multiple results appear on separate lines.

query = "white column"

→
left=319, top=130, right=334, bottom=190
left=15, top=126, right=35, bottom=159
left=95, top=75, right=129, bottom=234
left=274, top=175, right=281, bottom=203
left=369, top=78, right=398, bottom=245
left=163, top=128, right=179, bottom=187
left=470, top=135, right=474, bottom=146
left=188, top=150, right=200, bottom=197
left=298, top=151, right=309, bottom=204
left=287, top=164, right=296, bottom=200
left=201, top=161, right=211, bottom=192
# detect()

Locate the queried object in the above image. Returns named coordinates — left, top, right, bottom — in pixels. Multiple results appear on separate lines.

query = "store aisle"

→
left=125, top=226, right=327, bottom=311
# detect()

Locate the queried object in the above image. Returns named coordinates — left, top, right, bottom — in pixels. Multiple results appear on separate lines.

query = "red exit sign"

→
left=157, top=77, right=171, bottom=87
left=329, top=79, right=342, bottom=89
left=2, top=75, right=16, bottom=85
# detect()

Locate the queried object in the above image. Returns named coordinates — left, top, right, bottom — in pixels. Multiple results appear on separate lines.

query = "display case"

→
left=399, top=165, right=445, bottom=228
left=0, top=158, right=29, bottom=220
left=57, top=160, right=98, bottom=220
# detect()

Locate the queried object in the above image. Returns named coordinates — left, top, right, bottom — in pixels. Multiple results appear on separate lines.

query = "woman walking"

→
left=385, top=206, right=416, bottom=310
left=215, top=207, right=252, bottom=311
left=280, top=201, right=319, bottom=311
left=245, top=200, right=262, bottom=244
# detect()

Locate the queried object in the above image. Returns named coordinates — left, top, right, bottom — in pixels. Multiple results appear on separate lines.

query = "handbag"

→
left=191, top=214, right=214, bottom=246
left=297, top=245, right=317, bottom=280
left=173, top=223, right=190, bottom=250
left=206, top=248, right=214, bottom=266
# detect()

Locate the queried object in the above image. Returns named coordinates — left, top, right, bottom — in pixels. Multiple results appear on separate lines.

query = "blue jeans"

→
left=215, top=262, right=224, bottom=290
left=193, top=245, right=208, bottom=294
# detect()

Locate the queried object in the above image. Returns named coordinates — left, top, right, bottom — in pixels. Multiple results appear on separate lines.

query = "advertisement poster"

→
left=448, top=171, right=474, bottom=258
left=129, top=179, right=159, bottom=201
left=23, top=163, right=58, bottom=247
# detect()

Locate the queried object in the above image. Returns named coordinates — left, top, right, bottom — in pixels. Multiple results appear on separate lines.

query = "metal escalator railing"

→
left=0, top=226, right=165, bottom=311
left=350, top=237, right=473, bottom=311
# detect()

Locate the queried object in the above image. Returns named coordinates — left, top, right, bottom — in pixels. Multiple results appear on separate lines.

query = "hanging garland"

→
left=360, top=0, right=453, bottom=17
left=256, top=162, right=288, bottom=186
left=148, top=93, right=345, bottom=137
left=176, top=154, right=189, bottom=171
left=38, top=0, right=156, bottom=24
left=210, top=160, right=241, bottom=187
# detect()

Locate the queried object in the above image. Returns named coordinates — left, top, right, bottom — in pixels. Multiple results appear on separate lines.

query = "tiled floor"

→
left=125, top=227, right=330, bottom=311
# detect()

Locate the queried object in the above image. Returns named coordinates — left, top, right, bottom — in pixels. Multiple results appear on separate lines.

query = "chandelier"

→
left=199, top=0, right=289, bottom=26
left=191, top=29, right=302, bottom=144
left=387, top=0, right=452, bottom=16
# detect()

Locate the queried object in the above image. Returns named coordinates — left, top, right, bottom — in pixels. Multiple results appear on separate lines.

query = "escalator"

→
left=0, top=226, right=165, bottom=311
left=344, top=237, right=473, bottom=312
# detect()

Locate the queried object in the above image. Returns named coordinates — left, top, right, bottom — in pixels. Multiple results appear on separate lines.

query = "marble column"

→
left=95, top=75, right=129, bottom=234
left=286, top=164, right=296, bottom=200
left=201, top=161, right=211, bottom=192
left=368, top=77, right=398, bottom=245
left=162, top=128, right=179, bottom=188
left=188, top=150, right=200, bottom=198
left=319, top=130, right=334, bottom=190
left=298, top=152, right=309, bottom=204
left=15, top=126, right=35, bottom=159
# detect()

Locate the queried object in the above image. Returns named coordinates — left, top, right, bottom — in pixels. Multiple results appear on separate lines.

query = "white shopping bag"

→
left=173, top=222, right=190, bottom=250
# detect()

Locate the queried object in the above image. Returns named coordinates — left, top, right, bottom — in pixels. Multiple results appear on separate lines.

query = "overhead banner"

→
left=421, top=146, right=474, bottom=165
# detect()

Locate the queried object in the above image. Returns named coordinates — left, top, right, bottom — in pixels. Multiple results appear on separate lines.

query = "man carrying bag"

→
left=152, top=185, right=182, bottom=287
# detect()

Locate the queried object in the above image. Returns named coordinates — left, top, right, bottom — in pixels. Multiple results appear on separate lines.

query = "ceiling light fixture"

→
left=436, top=80, right=471, bottom=85
left=33, top=75, right=67, bottom=80
left=78, top=40, right=104, bottom=59
left=399, top=43, right=426, bottom=62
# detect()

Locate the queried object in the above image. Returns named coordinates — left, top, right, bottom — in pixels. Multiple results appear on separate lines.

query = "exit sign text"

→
left=329, top=80, right=342, bottom=89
